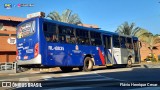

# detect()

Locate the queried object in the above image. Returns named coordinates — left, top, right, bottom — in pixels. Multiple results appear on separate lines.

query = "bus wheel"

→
left=126, top=59, right=132, bottom=68
left=83, top=57, right=94, bottom=72
left=60, top=67, right=73, bottom=72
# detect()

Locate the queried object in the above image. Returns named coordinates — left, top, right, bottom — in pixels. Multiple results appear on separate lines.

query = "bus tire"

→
left=83, top=57, right=94, bottom=72
left=126, top=59, right=132, bottom=68
left=60, top=67, right=73, bottom=72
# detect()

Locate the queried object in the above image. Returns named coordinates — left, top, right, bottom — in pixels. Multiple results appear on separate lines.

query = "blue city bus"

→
left=16, top=17, right=141, bottom=72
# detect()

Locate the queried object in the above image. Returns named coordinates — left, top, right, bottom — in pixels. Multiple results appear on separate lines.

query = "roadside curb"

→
left=141, top=64, right=160, bottom=68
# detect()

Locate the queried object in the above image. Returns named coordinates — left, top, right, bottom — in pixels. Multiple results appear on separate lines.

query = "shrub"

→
left=151, top=58, right=157, bottom=62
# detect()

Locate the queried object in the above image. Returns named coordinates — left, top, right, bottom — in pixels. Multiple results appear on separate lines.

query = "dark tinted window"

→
left=43, top=22, right=58, bottom=42
left=59, top=25, right=75, bottom=44
left=76, top=29, right=89, bottom=45
left=113, top=35, right=120, bottom=48
left=43, top=23, right=56, bottom=34
left=120, top=36, right=126, bottom=48
left=59, top=26, right=74, bottom=36
left=126, top=37, right=133, bottom=49
left=90, top=31, right=102, bottom=46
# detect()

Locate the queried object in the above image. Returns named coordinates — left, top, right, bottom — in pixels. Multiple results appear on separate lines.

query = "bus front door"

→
left=133, top=40, right=140, bottom=63
left=103, top=35, right=113, bottom=65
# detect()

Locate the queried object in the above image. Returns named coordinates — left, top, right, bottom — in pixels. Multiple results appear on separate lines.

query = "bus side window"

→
left=120, top=36, right=126, bottom=48
left=71, top=37, right=76, bottom=43
left=126, top=38, right=133, bottom=49
left=66, top=35, right=71, bottom=43
left=91, top=39, right=95, bottom=45
left=76, top=29, right=90, bottom=45
left=51, top=34, right=58, bottom=42
left=45, top=33, right=50, bottom=41
left=90, top=31, right=102, bottom=46
left=59, top=35, right=65, bottom=43
left=113, top=35, right=120, bottom=48
left=43, top=23, right=47, bottom=32
left=58, top=25, right=75, bottom=44
left=43, top=22, right=57, bottom=42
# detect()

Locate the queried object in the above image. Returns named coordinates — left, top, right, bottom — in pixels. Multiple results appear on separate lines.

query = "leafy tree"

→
left=139, top=33, right=160, bottom=54
left=115, top=22, right=148, bottom=37
left=139, top=32, right=160, bottom=61
left=47, top=9, right=82, bottom=25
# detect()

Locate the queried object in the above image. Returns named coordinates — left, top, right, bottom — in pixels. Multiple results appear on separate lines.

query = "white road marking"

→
left=93, top=71, right=125, bottom=81
left=95, top=68, right=133, bottom=73
left=44, top=75, right=103, bottom=81
left=19, top=78, right=29, bottom=81
left=41, top=75, right=53, bottom=80
left=42, top=70, right=125, bottom=82
left=61, top=74, right=71, bottom=77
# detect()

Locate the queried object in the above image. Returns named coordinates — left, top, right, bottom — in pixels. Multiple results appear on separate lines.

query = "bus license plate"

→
left=24, top=56, right=28, bottom=59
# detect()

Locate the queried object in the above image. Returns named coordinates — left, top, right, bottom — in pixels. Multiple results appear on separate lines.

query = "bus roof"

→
left=41, top=18, right=122, bottom=36
left=18, top=17, right=138, bottom=39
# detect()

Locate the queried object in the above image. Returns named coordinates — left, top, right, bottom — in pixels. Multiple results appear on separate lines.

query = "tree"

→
left=139, top=33, right=160, bottom=54
left=139, top=32, right=160, bottom=61
left=115, top=22, right=148, bottom=37
left=47, top=9, right=82, bottom=25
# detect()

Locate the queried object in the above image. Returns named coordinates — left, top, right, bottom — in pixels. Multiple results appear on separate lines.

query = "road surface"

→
left=0, top=65, right=160, bottom=90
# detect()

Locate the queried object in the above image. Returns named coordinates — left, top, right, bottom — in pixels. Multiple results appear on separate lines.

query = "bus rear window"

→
left=17, top=21, right=35, bottom=39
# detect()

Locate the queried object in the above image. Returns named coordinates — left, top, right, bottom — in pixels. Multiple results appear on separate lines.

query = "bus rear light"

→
left=34, top=43, right=39, bottom=57
left=16, top=49, right=18, bottom=56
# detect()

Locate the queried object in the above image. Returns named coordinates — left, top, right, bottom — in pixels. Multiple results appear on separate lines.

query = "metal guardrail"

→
left=0, top=62, right=17, bottom=73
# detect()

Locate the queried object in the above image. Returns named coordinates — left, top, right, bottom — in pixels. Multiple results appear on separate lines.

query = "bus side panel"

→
left=39, top=18, right=48, bottom=66
left=46, top=43, right=83, bottom=66
left=43, top=43, right=105, bottom=67
left=121, top=48, right=135, bottom=64
left=93, top=46, right=106, bottom=65
left=39, top=39, right=48, bottom=66
left=106, top=49, right=113, bottom=64
left=121, top=48, right=129, bottom=64
left=113, top=48, right=121, bottom=64
left=48, top=43, right=67, bottom=66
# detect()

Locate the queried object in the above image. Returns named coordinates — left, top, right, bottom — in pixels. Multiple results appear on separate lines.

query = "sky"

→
left=0, top=0, right=160, bottom=34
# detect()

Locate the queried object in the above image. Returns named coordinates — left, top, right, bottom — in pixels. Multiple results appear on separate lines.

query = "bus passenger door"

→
left=112, top=35, right=121, bottom=64
left=103, top=35, right=112, bottom=64
left=133, top=40, right=140, bottom=63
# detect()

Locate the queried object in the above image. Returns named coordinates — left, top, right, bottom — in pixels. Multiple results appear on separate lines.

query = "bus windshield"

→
left=17, top=20, right=35, bottom=39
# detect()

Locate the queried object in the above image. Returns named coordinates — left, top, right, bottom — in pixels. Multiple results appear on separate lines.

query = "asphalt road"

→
left=0, top=65, right=160, bottom=90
